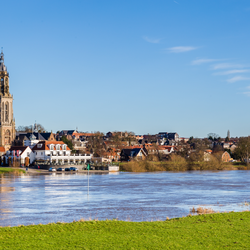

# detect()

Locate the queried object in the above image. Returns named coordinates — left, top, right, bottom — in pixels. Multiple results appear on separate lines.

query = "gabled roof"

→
left=73, top=132, right=94, bottom=137
left=121, top=148, right=147, bottom=157
left=66, top=130, right=76, bottom=135
left=8, top=146, right=30, bottom=155
left=32, top=141, right=70, bottom=151
left=158, top=146, right=175, bottom=152
left=39, top=133, right=54, bottom=140
left=17, top=133, right=50, bottom=141
left=60, top=130, right=76, bottom=136
left=18, top=132, right=54, bottom=141
left=205, top=149, right=212, bottom=153
left=123, top=145, right=143, bottom=149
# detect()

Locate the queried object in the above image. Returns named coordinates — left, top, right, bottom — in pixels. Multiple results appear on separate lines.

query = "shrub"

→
left=166, top=155, right=188, bottom=171
left=120, top=160, right=165, bottom=172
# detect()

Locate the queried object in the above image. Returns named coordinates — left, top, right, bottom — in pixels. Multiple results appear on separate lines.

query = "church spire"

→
left=0, top=48, right=4, bottom=62
left=0, top=48, right=7, bottom=72
left=34, top=121, right=38, bottom=133
left=0, top=49, right=10, bottom=96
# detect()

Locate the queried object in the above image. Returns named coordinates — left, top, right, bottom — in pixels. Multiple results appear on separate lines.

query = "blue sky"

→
left=1, top=0, right=250, bottom=138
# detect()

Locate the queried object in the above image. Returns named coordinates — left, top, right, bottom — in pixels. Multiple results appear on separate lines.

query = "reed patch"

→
left=190, top=206, right=216, bottom=215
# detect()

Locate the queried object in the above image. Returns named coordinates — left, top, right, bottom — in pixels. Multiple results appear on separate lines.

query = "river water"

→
left=0, top=170, right=250, bottom=226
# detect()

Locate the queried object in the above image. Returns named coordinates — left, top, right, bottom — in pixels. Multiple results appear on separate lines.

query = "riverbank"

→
left=120, top=160, right=248, bottom=172
left=0, top=167, right=112, bottom=175
left=1, top=162, right=248, bottom=175
left=0, top=212, right=249, bottom=249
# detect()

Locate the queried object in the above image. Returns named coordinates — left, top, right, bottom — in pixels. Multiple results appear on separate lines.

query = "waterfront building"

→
left=32, top=140, right=92, bottom=164
left=6, top=146, right=34, bottom=166
left=0, top=50, right=15, bottom=150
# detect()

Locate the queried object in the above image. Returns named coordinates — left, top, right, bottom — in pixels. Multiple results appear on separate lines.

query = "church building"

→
left=0, top=50, right=15, bottom=150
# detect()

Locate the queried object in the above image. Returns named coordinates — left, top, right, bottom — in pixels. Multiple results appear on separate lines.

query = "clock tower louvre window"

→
left=5, top=102, right=9, bottom=122
left=1, top=78, right=3, bottom=95
left=2, top=102, right=4, bottom=123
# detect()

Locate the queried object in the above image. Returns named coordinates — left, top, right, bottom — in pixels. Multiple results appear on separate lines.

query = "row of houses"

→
left=8, top=128, right=238, bottom=164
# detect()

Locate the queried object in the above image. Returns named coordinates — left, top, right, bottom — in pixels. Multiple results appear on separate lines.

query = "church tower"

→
left=0, top=50, right=15, bottom=150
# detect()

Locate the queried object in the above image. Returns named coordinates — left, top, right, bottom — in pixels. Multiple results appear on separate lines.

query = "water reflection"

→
left=0, top=171, right=250, bottom=226
left=0, top=187, right=15, bottom=192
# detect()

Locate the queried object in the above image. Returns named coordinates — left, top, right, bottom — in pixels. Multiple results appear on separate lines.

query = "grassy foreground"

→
left=0, top=212, right=250, bottom=249
left=0, top=167, right=25, bottom=174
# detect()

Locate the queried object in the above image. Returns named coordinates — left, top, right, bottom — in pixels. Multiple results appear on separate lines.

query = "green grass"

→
left=0, top=212, right=250, bottom=249
left=0, top=167, right=25, bottom=174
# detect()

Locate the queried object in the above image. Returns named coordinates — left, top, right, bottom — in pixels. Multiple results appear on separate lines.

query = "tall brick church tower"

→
left=0, top=50, right=15, bottom=150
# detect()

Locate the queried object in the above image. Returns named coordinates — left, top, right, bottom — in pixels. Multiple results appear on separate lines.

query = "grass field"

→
left=0, top=212, right=249, bottom=249
left=0, top=167, right=25, bottom=174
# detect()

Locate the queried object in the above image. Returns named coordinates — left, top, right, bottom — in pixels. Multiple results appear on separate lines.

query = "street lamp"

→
left=246, top=145, right=249, bottom=166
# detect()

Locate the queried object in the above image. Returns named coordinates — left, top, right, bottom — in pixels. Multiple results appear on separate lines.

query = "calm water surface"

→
left=0, top=171, right=250, bottom=226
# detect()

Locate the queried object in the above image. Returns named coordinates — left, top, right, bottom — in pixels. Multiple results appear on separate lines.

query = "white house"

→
left=32, top=140, right=92, bottom=164
left=158, top=146, right=175, bottom=155
left=5, top=146, right=35, bottom=166
left=24, top=134, right=40, bottom=149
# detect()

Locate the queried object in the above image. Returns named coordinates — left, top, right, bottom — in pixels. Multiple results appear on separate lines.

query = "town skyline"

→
left=1, top=0, right=250, bottom=138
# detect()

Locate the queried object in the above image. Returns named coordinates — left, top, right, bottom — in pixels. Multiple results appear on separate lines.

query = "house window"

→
left=37, top=144, right=42, bottom=148
left=41, top=152, right=43, bottom=155
left=27, top=152, right=30, bottom=156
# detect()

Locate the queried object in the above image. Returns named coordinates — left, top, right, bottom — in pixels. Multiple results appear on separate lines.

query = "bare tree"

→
left=234, top=137, right=250, bottom=165
left=16, top=124, right=46, bottom=133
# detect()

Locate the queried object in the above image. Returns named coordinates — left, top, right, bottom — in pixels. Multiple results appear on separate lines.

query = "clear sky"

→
left=1, top=0, right=250, bottom=138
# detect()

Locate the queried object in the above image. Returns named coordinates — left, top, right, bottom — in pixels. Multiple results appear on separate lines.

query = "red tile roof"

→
left=73, top=132, right=95, bottom=137
left=123, top=145, right=143, bottom=149
left=32, top=141, right=70, bottom=151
